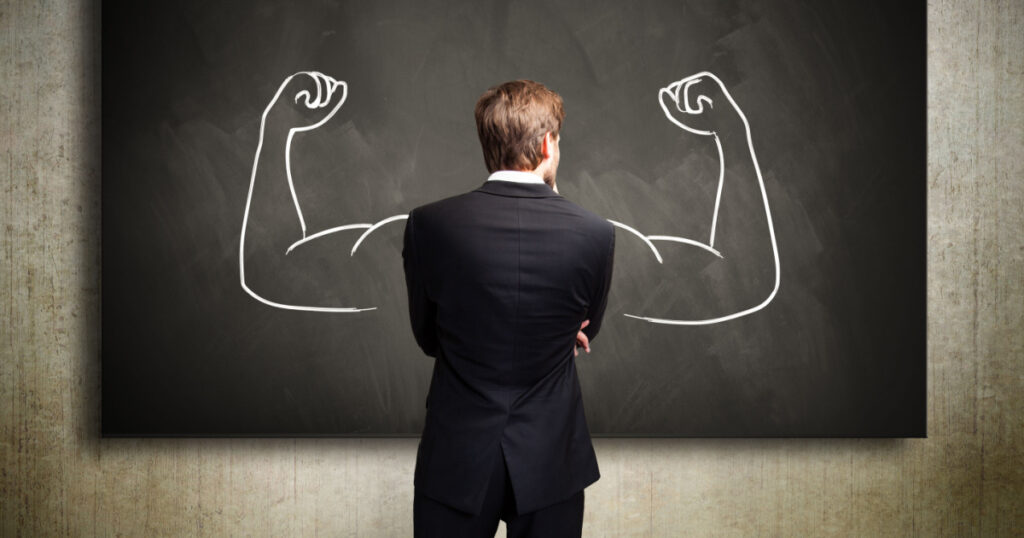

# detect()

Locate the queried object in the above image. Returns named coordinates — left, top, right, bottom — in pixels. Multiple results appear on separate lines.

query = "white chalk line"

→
left=624, top=71, right=780, bottom=325
left=351, top=214, right=409, bottom=255
left=240, top=70, right=779, bottom=324
left=286, top=223, right=372, bottom=255
left=240, top=71, right=377, bottom=312
left=647, top=235, right=722, bottom=258
left=607, top=219, right=664, bottom=264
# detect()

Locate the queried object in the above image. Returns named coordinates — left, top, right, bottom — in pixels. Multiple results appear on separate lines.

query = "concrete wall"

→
left=2, top=0, right=1021, bottom=535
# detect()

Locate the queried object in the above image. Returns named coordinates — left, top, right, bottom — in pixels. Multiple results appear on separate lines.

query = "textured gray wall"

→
left=1, top=0, right=1021, bottom=535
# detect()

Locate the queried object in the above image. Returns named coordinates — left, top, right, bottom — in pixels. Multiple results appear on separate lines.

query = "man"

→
left=403, top=79, right=615, bottom=537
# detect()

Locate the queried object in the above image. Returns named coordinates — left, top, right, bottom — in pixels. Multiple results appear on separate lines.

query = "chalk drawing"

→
left=239, top=70, right=407, bottom=313
left=619, top=71, right=780, bottom=325
left=239, top=71, right=779, bottom=325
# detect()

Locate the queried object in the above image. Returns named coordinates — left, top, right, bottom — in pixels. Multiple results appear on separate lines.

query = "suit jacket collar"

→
left=474, top=179, right=561, bottom=198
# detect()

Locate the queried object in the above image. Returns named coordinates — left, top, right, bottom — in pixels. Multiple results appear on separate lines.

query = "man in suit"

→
left=402, top=79, right=615, bottom=537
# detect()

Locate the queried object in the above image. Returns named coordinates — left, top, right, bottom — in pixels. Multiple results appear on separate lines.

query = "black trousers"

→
left=413, top=444, right=585, bottom=537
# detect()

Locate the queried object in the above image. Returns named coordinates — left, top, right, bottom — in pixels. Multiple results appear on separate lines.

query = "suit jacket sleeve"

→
left=582, top=225, right=615, bottom=343
left=402, top=210, right=439, bottom=358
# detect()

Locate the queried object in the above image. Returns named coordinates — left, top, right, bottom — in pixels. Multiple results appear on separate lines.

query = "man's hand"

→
left=574, top=319, right=591, bottom=356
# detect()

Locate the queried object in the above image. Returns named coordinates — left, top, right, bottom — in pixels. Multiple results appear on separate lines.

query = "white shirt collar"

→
left=486, top=170, right=546, bottom=184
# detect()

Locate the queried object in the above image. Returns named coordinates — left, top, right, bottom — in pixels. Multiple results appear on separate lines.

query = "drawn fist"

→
left=267, top=71, right=348, bottom=132
left=658, top=72, right=744, bottom=137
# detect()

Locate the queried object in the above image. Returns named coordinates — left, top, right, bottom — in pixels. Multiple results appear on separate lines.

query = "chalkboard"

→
left=102, top=0, right=925, bottom=436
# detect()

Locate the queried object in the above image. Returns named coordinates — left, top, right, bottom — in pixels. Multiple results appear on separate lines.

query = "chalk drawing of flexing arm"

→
left=239, top=70, right=408, bottom=313
left=240, top=70, right=778, bottom=324
left=611, top=71, right=781, bottom=325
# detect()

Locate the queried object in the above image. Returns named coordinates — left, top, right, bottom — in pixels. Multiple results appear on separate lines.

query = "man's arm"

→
left=402, top=210, right=440, bottom=357
left=582, top=225, right=616, bottom=343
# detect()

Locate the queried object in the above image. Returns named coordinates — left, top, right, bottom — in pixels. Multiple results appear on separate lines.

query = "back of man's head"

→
left=474, top=80, right=565, bottom=174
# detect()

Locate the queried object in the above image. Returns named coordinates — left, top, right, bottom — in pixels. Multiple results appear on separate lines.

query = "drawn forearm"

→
left=242, top=132, right=305, bottom=255
left=709, top=129, right=777, bottom=274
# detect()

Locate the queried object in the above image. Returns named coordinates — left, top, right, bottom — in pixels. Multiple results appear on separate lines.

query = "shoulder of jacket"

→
left=556, top=198, right=612, bottom=235
left=409, top=191, right=472, bottom=222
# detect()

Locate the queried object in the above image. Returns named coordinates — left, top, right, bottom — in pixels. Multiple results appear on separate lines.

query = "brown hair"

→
left=474, top=80, right=565, bottom=173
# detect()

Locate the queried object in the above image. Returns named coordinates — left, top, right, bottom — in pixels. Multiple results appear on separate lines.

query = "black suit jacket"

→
left=402, top=178, right=615, bottom=516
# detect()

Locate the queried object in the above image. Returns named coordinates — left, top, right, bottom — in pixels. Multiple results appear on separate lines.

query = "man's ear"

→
left=542, top=132, right=554, bottom=159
